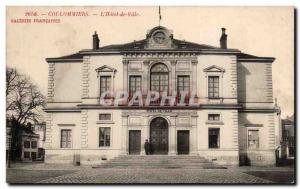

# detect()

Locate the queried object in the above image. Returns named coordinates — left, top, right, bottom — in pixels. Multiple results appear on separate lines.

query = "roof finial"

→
left=159, top=6, right=162, bottom=26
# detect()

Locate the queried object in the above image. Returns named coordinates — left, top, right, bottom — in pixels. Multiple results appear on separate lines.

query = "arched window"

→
left=150, top=63, right=169, bottom=93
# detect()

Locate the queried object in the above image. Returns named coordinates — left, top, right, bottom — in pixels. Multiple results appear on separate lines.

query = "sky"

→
left=6, top=6, right=294, bottom=117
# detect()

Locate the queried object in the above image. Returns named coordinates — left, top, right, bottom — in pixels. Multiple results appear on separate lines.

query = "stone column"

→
left=190, top=114, right=198, bottom=155
left=170, top=60, right=177, bottom=95
left=191, top=60, right=198, bottom=96
left=121, top=114, right=129, bottom=155
left=123, top=60, right=129, bottom=92
left=143, top=61, right=149, bottom=95
left=169, top=115, right=177, bottom=155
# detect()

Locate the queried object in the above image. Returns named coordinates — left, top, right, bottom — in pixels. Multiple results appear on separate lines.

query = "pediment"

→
left=95, top=65, right=116, bottom=72
left=203, top=65, right=225, bottom=72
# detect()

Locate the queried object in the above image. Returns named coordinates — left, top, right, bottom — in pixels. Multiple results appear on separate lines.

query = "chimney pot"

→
left=93, top=31, right=100, bottom=50
left=220, top=28, right=227, bottom=49
left=222, top=28, right=226, bottom=34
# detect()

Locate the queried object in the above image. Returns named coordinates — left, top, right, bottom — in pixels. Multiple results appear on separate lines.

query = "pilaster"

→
left=140, top=116, right=149, bottom=155
left=191, top=60, right=198, bottom=96
left=121, top=114, right=129, bottom=155
left=190, top=114, right=198, bottom=155
left=142, top=60, right=149, bottom=94
left=170, top=60, right=177, bottom=95
left=169, top=115, right=177, bottom=155
left=123, top=60, right=129, bottom=92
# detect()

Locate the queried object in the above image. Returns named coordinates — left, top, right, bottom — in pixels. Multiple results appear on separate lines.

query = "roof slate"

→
left=46, top=37, right=274, bottom=62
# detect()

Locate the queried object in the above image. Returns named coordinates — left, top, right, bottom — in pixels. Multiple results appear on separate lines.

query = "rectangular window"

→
left=129, top=76, right=142, bottom=96
left=61, top=129, right=72, bottom=148
left=208, top=76, right=219, bottom=98
left=24, top=141, right=30, bottom=148
left=208, top=114, right=220, bottom=121
left=99, top=113, right=112, bottom=121
left=31, top=152, right=37, bottom=160
left=100, top=76, right=111, bottom=96
left=24, top=152, right=30, bottom=159
left=177, top=76, right=190, bottom=93
left=248, top=130, right=259, bottom=149
left=99, top=127, right=111, bottom=147
left=209, top=128, right=220, bottom=148
left=31, top=141, right=37, bottom=149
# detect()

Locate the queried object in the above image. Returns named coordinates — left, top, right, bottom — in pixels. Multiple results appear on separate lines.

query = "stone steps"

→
left=93, top=155, right=227, bottom=169
left=109, top=159, right=210, bottom=163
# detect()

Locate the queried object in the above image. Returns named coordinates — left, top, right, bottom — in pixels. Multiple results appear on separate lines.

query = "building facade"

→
left=32, top=122, right=46, bottom=160
left=6, top=120, right=40, bottom=162
left=45, top=26, right=280, bottom=166
left=281, top=115, right=294, bottom=159
left=20, top=130, right=39, bottom=161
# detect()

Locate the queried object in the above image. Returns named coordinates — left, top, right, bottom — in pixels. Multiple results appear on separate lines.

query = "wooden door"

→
left=150, top=117, right=169, bottom=154
left=129, top=130, right=141, bottom=155
left=177, top=130, right=189, bottom=155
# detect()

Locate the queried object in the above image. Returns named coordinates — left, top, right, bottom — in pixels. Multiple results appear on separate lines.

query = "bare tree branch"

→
left=6, top=67, right=46, bottom=125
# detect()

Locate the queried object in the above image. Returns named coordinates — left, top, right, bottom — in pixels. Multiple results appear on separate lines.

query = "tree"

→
left=6, top=67, right=46, bottom=125
left=6, top=67, right=46, bottom=167
left=6, top=67, right=18, bottom=112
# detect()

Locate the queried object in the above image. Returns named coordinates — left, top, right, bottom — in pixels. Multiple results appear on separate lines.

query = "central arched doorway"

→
left=150, top=117, right=169, bottom=154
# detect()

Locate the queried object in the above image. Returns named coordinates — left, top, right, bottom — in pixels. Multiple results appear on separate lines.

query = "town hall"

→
left=44, top=25, right=281, bottom=166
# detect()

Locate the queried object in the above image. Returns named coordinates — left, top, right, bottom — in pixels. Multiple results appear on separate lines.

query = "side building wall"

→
left=238, top=112, right=277, bottom=166
left=80, top=109, right=123, bottom=164
left=197, top=109, right=239, bottom=165
left=45, top=112, right=81, bottom=164
left=237, top=60, right=278, bottom=166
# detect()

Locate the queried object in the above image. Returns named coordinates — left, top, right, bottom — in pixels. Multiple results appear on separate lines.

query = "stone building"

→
left=32, top=122, right=46, bottom=160
left=44, top=26, right=280, bottom=166
left=281, top=115, right=295, bottom=159
left=20, top=129, right=39, bottom=161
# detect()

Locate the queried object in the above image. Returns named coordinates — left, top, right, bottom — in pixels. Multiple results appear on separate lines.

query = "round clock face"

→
left=153, top=32, right=166, bottom=44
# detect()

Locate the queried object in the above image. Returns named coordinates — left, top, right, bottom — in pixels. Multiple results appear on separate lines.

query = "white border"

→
left=1, top=1, right=299, bottom=188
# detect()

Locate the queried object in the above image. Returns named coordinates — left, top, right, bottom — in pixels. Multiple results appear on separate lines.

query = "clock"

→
left=153, top=32, right=166, bottom=44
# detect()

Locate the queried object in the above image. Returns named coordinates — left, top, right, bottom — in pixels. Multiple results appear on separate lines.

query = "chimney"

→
left=220, top=28, right=227, bottom=49
left=92, top=31, right=100, bottom=50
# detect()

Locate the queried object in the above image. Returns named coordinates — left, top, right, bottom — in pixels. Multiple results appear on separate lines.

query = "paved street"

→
left=6, top=163, right=295, bottom=184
